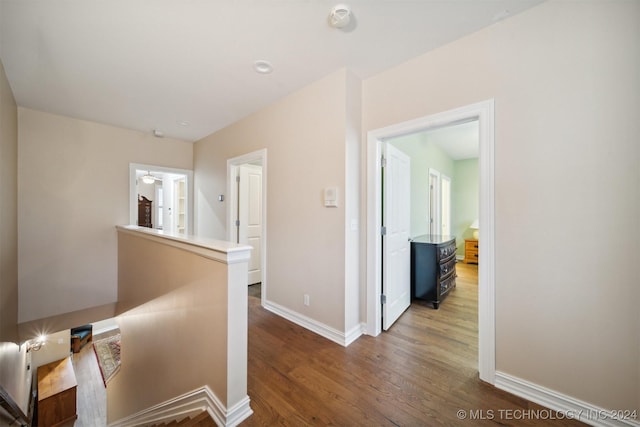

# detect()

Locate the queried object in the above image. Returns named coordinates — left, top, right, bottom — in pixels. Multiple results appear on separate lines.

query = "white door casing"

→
left=382, top=144, right=411, bottom=330
left=239, top=164, right=263, bottom=285
left=366, top=99, right=495, bottom=384
left=227, top=149, right=268, bottom=303
left=128, top=163, right=193, bottom=234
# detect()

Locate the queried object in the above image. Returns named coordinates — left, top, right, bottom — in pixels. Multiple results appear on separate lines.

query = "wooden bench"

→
left=70, top=324, right=92, bottom=353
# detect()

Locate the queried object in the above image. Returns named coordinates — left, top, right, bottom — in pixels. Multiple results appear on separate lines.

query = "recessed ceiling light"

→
left=253, top=60, right=273, bottom=74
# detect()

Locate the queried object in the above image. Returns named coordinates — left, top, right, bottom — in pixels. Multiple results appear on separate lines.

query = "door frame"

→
left=366, top=99, right=495, bottom=384
left=227, top=149, right=268, bottom=302
left=129, top=163, right=193, bottom=234
left=427, top=168, right=441, bottom=236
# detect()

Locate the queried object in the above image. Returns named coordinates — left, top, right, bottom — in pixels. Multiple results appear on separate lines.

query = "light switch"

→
left=324, top=187, right=338, bottom=207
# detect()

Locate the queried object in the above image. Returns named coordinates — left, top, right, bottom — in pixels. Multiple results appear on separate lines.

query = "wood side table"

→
left=464, top=239, right=479, bottom=264
left=37, top=357, right=78, bottom=427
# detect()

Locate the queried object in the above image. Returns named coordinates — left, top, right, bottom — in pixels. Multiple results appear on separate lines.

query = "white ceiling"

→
left=0, top=0, right=543, bottom=142
left=427, top=120, right=479, bottom=160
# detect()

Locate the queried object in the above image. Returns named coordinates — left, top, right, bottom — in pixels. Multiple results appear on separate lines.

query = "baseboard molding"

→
left=108, top=385, right=252, bottom=427
left=495, top=371, right=639, bottom=427
left=344, top=323, right=366, bottom=346
left=92, top=324, right=119, bottom=337
left=263, top=300, right=362, bottom=347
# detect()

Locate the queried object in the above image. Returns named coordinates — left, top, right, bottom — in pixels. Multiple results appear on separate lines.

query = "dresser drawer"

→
left=465, top=250, right=478, bottom=262
left=440, top=257, right=457, bottom=278
left=464, top=239, right=479, bottom=264
left=465, top=240, right=478, bottom=251
left=440, top=274, right=456, bottom=296
left=438, top=240, right=457, bottom=261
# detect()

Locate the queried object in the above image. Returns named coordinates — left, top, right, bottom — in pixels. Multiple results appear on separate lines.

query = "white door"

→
left=428, top=169, right=440, bottom=236
left=441, top=174, right=451, bottom=236
left=238, top=164, right=263, bottom=285
left=382, top=144, right=411, bottom=330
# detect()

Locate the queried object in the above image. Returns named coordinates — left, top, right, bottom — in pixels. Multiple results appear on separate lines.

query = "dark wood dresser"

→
left=138, top=195, right=153, bottom=228
left=410, top=234, right=457, bottom=309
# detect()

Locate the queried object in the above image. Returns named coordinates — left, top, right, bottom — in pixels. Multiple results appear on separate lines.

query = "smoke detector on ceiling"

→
left=328, top=4, right=351, bottom=29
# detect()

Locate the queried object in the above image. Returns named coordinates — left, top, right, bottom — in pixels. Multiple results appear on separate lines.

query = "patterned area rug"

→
left=93, top=334, right=121, bottom=387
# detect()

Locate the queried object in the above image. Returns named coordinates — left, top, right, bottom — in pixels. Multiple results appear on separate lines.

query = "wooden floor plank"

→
left=72, top=264, right=585, bottom=426
left=242, top=263, right=586, bottom=426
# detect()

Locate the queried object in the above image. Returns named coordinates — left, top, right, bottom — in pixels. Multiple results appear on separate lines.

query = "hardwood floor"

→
left=72, top=330, right=117, bottom=427
left=242, top=263, right=585, bottom=426
left=71, top=264, right=585, bottom=426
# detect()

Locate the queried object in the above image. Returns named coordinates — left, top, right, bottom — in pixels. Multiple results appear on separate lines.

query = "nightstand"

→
left=464, top=239, right=478, bottom=264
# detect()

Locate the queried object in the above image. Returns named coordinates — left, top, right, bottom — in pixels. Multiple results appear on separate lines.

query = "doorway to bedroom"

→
left=366, top=99, right=495, bottom=383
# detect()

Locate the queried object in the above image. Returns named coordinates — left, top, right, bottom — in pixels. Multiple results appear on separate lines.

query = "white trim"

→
left=91, top=324, right=118, bottom=337
left=108, top=385, right=253, bottom=427
left=427, top=168, right=441, bottom=236
left=116, top=225, right=252, bottom=265
left=344, top=323, right=366, bottom=346
left=129, top=163, right=194, bottom=234
left=495, top=372, right=640, bottom=427
left=227, top=149, right=268, bottom=304
left=263, top=300, right=356, bottom=347
left=366, top=99, right=496, bottom=384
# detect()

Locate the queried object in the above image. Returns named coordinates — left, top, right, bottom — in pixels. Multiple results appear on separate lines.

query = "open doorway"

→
left=366, top=99, right=495, bottom=384
left=227, top=150, right=267, bottom=297
left=129, top=163, right=193, bottom=235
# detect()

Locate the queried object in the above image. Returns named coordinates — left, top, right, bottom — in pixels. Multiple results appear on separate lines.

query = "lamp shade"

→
left=470, top=219, right=479, bottom=239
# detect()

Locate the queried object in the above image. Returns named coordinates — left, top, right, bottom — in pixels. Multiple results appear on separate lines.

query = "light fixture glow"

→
left=141, top=171, right=156, bottom=184
left=253, top=60, right=273, bottom=74
left=27, top=335, right=46, bottom=352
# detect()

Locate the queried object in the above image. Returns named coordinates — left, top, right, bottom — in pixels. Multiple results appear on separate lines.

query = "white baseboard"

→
left=495, top=371, right=639, bottom=427
left=108, top=385, right=252, bottom=427
left=262, top=300, right=363, bottom=347
left=92, top=324, right=119, bottom=337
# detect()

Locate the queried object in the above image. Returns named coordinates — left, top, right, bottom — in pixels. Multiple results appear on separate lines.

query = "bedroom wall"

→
left=194, top=69, right=352, bottom=335
left=388, top=133, right=454, bottom=238
left=452, top=158, right=479, bottom=256
left=17, top=109, right=193, bottom=326
left=362, top=0, right=639, bottom=413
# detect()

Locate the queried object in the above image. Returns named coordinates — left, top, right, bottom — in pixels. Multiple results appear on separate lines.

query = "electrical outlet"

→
left=304, top=294, right=310, bottom=306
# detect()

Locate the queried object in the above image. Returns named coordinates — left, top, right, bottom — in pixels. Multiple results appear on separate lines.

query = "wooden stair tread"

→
left=186, top=411, right=215, bottom=427
left=155, top=411, right=214, bottom=427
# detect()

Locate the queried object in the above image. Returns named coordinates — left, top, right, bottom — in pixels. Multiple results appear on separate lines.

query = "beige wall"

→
left=0, top=57, right=30, bottom=416
left=363, top=0, right=639, bottom=412
left=30, top=329, right=72, bottom=377
left=17, top=109, right=193, bottom=324
left=0, top=59, right=18, bottom=343
left=194, top=69, right=351, bottom=332
left=109, top=230, right=248, bottom=422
